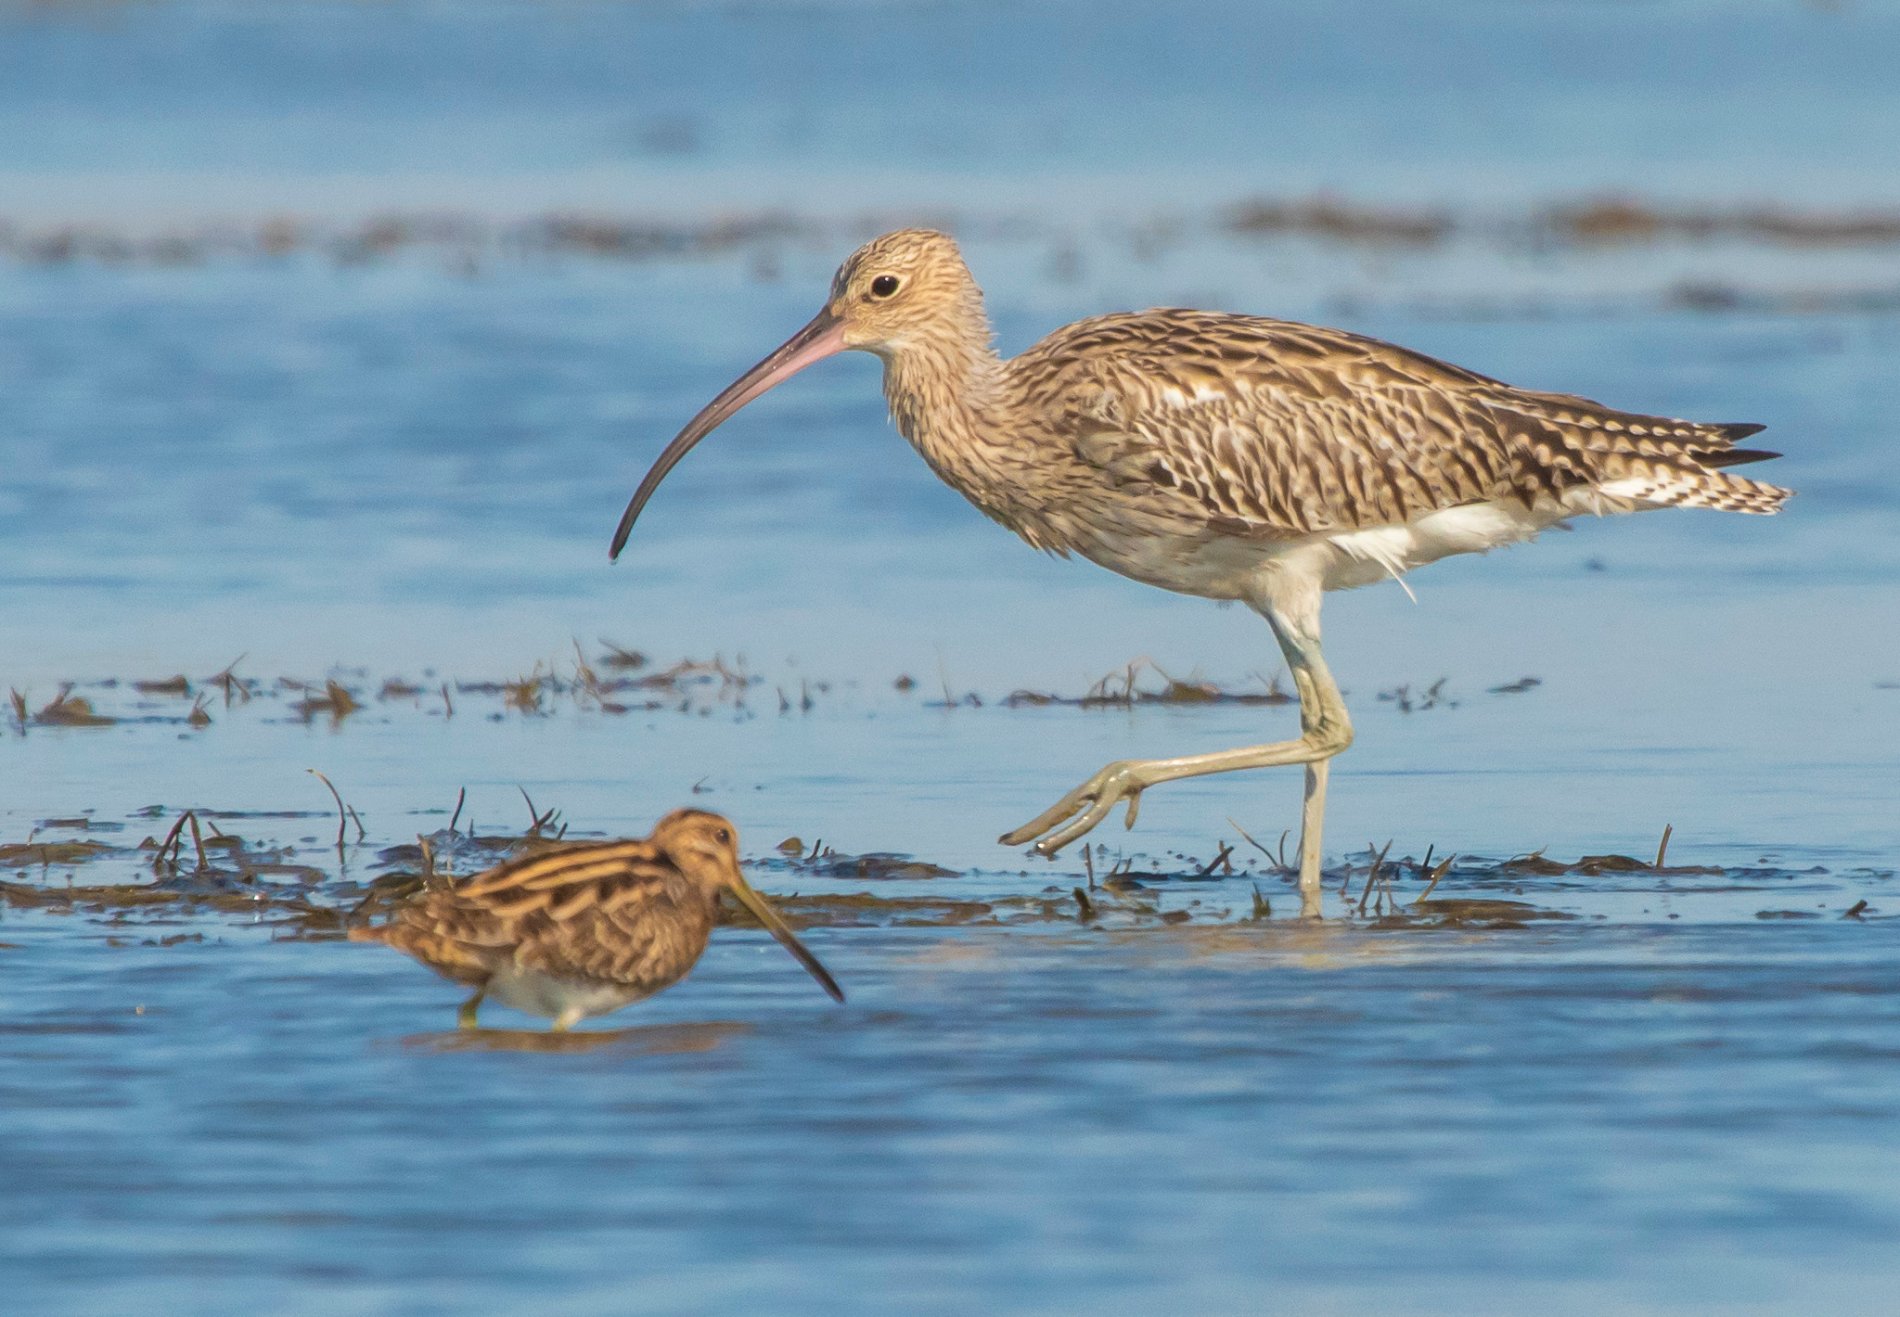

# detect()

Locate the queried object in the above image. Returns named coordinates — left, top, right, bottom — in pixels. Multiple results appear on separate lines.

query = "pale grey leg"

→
left=1298, top=760, right=1330, bottom=919
left=1002, top=586, right=1350, bottom=918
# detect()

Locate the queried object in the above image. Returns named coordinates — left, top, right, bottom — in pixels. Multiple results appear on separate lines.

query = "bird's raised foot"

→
left=999, top=760, right=1147, bottom=856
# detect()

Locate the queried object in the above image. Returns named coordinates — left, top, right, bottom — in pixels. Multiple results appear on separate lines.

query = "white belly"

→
left=1072, top=495, right=1591, bottom=602
left=484, top=966, right=652, bottom=1022
left=1318, top=496, right=1576, bottom=591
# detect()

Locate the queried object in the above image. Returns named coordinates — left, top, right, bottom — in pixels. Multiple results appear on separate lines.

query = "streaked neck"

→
left=879, top=305, right=1007, bottom=491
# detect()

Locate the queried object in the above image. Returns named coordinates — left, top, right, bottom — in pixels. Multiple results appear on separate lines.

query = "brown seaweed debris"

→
left=0, top=879, right=335, bottom=927
left=2, top=814, right=331, bottom=925
left=1488, top=676, right=1542, bottom=695
left=617, top=655, right=752, bottom=700
left=1541, top=196, right=1900, bottom=248
left=1376, top=678, right=1453, bottom=713
left=1351, top=840, right=1399, bottom=917
left=719, top=892, right=996, bottom=929
left=1409, top=898, right=1577, bottom=928
left=502, top=670, right=546, bottom=715
left=809, top=852, right=959, bottom=881
left=146, top=814, right=327, bottom=887
left=28, top=685, right=116, bottom=728
left=207, top=655, right=253, bottom=706
left=291, top=680, right=361, bottom=724
left=1490, top=826, right=1720, bottom=879
left=10, top=194, right=1900, bottom=277
left=0, top=839, right=117, bottom=868
left=597, top=641, right=649, bottom=671
left=1227, top=196, right=1453, bottom=246
left=133, top=675, right=191, bottom=696
left=780, top=838, right=958, bottom=880
left=1006, top=658, right=1292, bottom=709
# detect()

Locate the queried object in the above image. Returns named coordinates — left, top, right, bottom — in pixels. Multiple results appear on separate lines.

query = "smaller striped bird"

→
left=350, top=809, right=844, bottom=1030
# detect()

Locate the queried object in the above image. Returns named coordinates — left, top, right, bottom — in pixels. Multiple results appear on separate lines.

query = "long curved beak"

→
left=610, top=306, right=848, bottom=560
left=723, top=869, right=846, bottom=1004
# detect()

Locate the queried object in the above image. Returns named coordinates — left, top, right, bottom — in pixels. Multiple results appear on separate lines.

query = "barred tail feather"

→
left=1600, top=466, right=1792, bottom=515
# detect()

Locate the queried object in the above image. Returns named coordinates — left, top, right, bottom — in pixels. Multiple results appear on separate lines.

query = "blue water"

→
left=4, top=3, right=1900, bottom=1312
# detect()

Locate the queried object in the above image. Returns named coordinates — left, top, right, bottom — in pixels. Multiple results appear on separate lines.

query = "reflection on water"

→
left=397, top=1020, right=753, bottom=1056
left=4, top=912, right=1900, bottom=1312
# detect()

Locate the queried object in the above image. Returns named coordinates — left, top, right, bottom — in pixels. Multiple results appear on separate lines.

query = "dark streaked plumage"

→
left=350, top=810, right=843, bottom=1030
left=609, top=229, right=1791, bottom=917
left=1012, top=308, right=1787, bottom=536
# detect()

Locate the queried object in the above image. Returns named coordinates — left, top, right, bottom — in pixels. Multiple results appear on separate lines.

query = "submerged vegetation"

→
left=5, top=193, right=1900, bottom=320
left=6, top=648, right=1540, bottom=733
left=2, top=796, right=1883, bottom=940
left=8, top=193, right=1900, bottom=271
left=16, top=645, right=1844, bottom=939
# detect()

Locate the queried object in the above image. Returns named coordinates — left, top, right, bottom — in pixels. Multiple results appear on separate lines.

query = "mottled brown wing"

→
left=351, top=897, right=501, bottom=986
left=1036, top=310, right=1783, bottom=534
left=361, top=841, right=709, bottom=992
left=510, top=879, right=711, bottom=991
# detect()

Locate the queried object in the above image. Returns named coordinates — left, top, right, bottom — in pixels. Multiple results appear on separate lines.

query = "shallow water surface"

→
left=5, top=890, right=1900, bottom=1313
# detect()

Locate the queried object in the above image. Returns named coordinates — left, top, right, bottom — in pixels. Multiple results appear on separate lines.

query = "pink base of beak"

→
left=611, top=308, right=848, bottom=559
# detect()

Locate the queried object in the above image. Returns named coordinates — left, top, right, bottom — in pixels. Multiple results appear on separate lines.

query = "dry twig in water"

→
left=1414, top=852, right=1456, bottom=906
left=1355, top=841, right=1395, bottom=917
left=307, top=769, right=354, bottom=853
left=1228, top=817, right=1295, bottom=877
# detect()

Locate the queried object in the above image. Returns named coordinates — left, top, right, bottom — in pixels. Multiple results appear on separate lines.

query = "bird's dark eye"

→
left=870, top=274, right=900, bottom=299
left=715, top=827, right=732, bottom=845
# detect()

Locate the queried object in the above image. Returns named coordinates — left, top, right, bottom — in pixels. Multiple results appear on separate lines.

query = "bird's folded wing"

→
left=513, top=882, right=689, bottom=984
left=372, top=845, right=678, bottom=981
left=1046, top=310, right=1774, bottom=534
left=459, top=849, right=682, bottom=981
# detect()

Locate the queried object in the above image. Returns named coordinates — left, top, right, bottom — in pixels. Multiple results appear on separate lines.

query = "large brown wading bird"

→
left=351, top=810, right=843, bottom=1030
left=611, top=230, right=1789, bottom=917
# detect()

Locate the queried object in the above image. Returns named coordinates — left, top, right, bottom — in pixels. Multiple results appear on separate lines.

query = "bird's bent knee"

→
left=1311, top=722, right=1354, bottom=758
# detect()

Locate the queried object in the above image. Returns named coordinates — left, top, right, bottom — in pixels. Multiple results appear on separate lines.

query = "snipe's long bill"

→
left=352, top=809, right=842, bottom=1031
left=610, top=228, right=1790, bottom=917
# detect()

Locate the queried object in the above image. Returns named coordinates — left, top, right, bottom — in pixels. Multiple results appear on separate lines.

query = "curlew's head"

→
left=609, top=228, right=977, bottom=559
left=651, top=809, right=844, bottom=1003
left=826, top=228, right=980, bottom=356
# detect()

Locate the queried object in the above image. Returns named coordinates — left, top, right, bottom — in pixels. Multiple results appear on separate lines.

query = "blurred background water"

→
left=3, top=2, right=1899, bottom=1312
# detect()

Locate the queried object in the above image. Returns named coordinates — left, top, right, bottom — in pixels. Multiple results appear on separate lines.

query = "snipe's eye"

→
left=715, top=827, right=732, bottom=845
left=870, top=274, right=900, bottom=299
